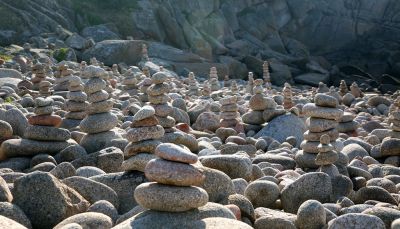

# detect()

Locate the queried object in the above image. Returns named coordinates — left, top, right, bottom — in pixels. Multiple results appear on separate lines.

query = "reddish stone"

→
left=175, top=123, right=190, bottom=133
left=130, top=116, right=159, bottom=128
left=225, top=204, right=241, bottom=220
left=348, top=130, right=358, bottom=137
left=109, top=79, right=117, bottom=88
left=28, top=115, right=62, bottom=127
left=220, top=119, right=238, bottom=128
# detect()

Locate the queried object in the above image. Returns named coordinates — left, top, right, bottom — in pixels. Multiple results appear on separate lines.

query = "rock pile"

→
left=31, top=63, right=47, bottom=90
left=134, top=143, right=208, bottom=212
left=147, top=72, right=175, bottom=132
left=123, top=105, right=164, bottom=172
left=297, top=93, right=343, bottom=169
left=62, top=75, right=88, bottom=129
left=187, top=72, right=199, bottom=96
left=282, top=82, right=294, bottom=110
left=224, top=74, right=231, bottom=88
left=209, top=67, right=220, bottom=92
left=79, top=66, right=121, bottom=153
left=53, top=64, right=74, bottom=92
left=350, top=82, right=364, bottom=98
left=337, top=112, right=359, bottom=134
left=122, top=69, right=139, bottom=95
left=263, top=61, right=271, bottom=91
left=39, top=80, right=52, bottom=97
left=246, top=72, right=254, bottom=95
left=315, top=134, right=339, bottom=178
left=220, top=96, right=240, bottom=128
left=339, top=80, right=348, bottom=96
left=243, top=79, right=268, bottom=125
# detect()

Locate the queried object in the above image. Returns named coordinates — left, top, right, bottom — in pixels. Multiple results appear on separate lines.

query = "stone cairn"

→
left=283, top=82, right=294, bottom=110
left=389, top=97, right=400, bottom=138
left=242, top=79, right=267, bottom=126
left=263, top=61, right=271, bottom=91
left=299, top=93, right=343, bottom=169
left=142, top=66, right=150, bottom=78
left=142, top=43, right=149, bottom=61
left=139, top=77, right=152, bottom=103
left=123, top=105, right=164, bottom=172
left=209, top=67, right=220, bottom=92
left=187, top=72, right=199, bottom=96
left=220, top=96, right=240, bottom=128
left=223, top=75, right=230, bottom=88
left=317, top=82, right=329, bottom=93
left=230, top=80, right=239, bottom=95
left=122, top=69, right=139, bottom=95
left=53, top=64, right=73, bottom=92
left=147, top=72, right=176, bottom=133
left=62, top=75, right=88, bottom=129
left=134, top=143, right=208, bottom=212
left=79, top=66, right=120, bottom=153
left=39, top=80, right=52, bottom=97
left=339, top=80, right=348, bottom=96
left=201, top=83, right=211, bottom=99
left=350, top=82, right=363, bottom=98
left=315, top=134, right=339, bottom=178
left=246, top=72, right=254, bottom=94
left=31, top=63, right=46, bottom=90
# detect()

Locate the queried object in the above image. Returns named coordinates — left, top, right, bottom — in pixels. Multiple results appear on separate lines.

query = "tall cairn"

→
left=263, top=61, right=271, bottom=91
left=62, top=75, right=88, bottom=129
left=187, top=72, right=199, bottom=96
left=220, top=96, right=240, bottom=128
left=79, top=66, right=121, bottom=153
left=224, top=75, right=231, bottom=88
left=246, top=72, right=254, bottom=94
left=147, top=72, right=176, bottom=132
left=31, top=63, right=47, bottom=90
left=297, top=93, right=343, bottom=170
left=339, top=80, right=348, bottom=96
left=134, top=143, right=208, bottom=212
left=315, top=134, right=339, bottom=178
left=209, top=67, right=220, bottom=91
left=282, top=82, right=294, bottom=110
left=123, top=105, right=164, bottom=172
left=389, top=97, right=400, bottom=138
left=39, top=80, right=52, bottom=97
left=242, top=79, right=267, bottom=126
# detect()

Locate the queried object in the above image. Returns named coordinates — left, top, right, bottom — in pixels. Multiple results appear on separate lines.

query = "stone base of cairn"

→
left=187, top=72, right=199, bottom=97
left=122, top=71, right=139, bottom=95
left=122, top=106, right=164, bottom=172
left=79, top=66, right=122, bottom=153
left=139, top=78, right=152, bottom=103
left=337, top=112, right=359, bottom=134
left=0, top=98, right=76, bottom=159
left=243, top=79, right=270, bottom=125
left=39, top=81, right=52, bottom=97
left=31, top=63, right=46, bottom=91
left=53, top=64, right=74, bottom=92
left=134, top=143, right=208, bottom=212
left=209, top=67, right=220, bottom=92
left=220, top=96, right=240, bottom=128
left=315, top=134, right=339, bottom=178
left=390, top=110, right=400, bottom=138
left=296, top=93, right=344, bottom=170
left=61, top=75, right=88, bottom=130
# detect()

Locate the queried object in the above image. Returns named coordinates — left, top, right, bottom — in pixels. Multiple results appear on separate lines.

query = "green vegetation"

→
left=0, top=53, right=12, bottom=61
left=53, top=48, right=69, bottom=62
left=4, top=97, right=13, bottom=103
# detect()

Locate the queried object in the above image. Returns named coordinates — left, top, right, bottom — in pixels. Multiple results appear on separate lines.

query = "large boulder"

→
left=12, top=172, right=89, bottom=229
left=0, top=68, right=23, bottom=79
left=254, top=114, right=306, bottom=147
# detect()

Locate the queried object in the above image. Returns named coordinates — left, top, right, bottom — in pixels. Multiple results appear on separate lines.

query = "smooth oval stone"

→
left=302, top=103, right=343, bottom=120
left=130, top=116, right=159, bottom=128
left=155, top=143, right=198, bottom=164
left=315, top=151, right=338, bottom=165
left=79, top=112, right=118, bottom=134
left=67, top=91, right=87, bottom=102
left=327, top=213, right=385, bottom=229
left=88, top=100, right=113, bottom=114
left=306, top=118, right=339, bottom=132
left=134, top=182, right=208, bottom=212
left=148, top=95, right=170, bottom=104
left=304, top=129, right=339, bottom=142
left=24, top=125, right=71, bottom=141
left=126, top=125, right=165, bottom=143
left=151, top=72, right=168, bottom=84
left=145, top=159, right=205, bottom=186
left=0, top=120, right=12, bottom=139
left=132, top=105, right=155, bottom=122
left=34, top=105, right=53, bottom=115
left=87, top=90, right=109, bottom=103
left=124, top=140, right=161, bottom=157
left=85, top=77, right=106, bottom=94
left=35, top=97, right=54, bottom=107
left=28, top=115, right=62, bottom=127
left=121, top=153, right=157, bottom=172
left=220, top=104, right=238, bottom=112
left=65, top=111, right=86, bottom=120
left=147, top=83, right=169, bottom=96
left=157, top=116, right=175, bottom=128
left=314, top=93, right=338, bottom=108
left=66, top=101, right=88, bottom=112
left=220, top=96, right=237, bottom=106
left=153, top=104, right=173, bottom=117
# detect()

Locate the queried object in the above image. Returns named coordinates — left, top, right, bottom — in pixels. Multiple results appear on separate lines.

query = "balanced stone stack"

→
left=0, top=97, right=75, bottom=159
left=224, top=75, right=230, bottom=88
left=122, top=70, right=139, bottom=95
left=337, top=112, right=359, bottom=134
left=317, top=82, right=329, bottom=93
left=142, top=66, right=150, bottom=78
left=298, top=93, right=343, bottom=169
left=201, top=83, right=211, bottom=99
left=134, top=143, right=208, bottom=212
left=315, top=134, right=339, bottom=178
left=209, top=67, right=220, bottom=92
left=230, top=80, right=239, bottom=95
left=350, top=82, right=363, bottom=98
left=123, top=105, right=164, bottom=172
left=220, top=96, right=240, bottom=128
left=39, top=80, right=52, bottom=97
left=283, top=82, right=294, bottom=110
left=147, top=72, right=175, bottom=132
left=62, top=75, right=88, bottom=129
left=53, top=64, right=74, bottom=92
left=246, top=72, right=254, bottom=95
left=263, top=61, right=271, bottom=91
left=139, top=77, right=152, bottom=103
left=79, top=66, right=121, bottom=153
left=242, top=79, right=267, bottom=125
left=339, top=80, right=348, bottom=96
left=31, top=63, right=47, bottom=90
left=389, top=98, right=400, bottom=138
left=187, top=72, right=199, bottom=96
